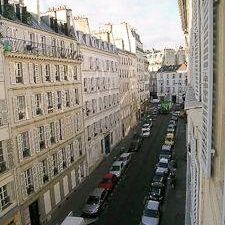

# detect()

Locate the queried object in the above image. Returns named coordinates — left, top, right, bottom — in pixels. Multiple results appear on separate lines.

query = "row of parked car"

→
left=140, top=111, right=179, bottom=225
left=81, top=109, right=157, bottom=218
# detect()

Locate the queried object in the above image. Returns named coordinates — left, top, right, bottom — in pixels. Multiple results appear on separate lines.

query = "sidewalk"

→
left=161, top=118, right=186, bottom=225
left=48, top=121, right=141, bottom=225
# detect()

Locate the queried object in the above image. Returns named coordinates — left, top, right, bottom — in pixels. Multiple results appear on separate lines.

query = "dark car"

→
left=98, top=173, right=118, bottom=191
left=151, top=172, right=167, bottom=187
left=128, top=139, right=142, bottom=152
left=149, top=185, right=165, bottom=202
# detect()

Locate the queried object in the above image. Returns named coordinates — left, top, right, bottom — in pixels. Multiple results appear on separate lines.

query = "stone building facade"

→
left=0, top=2, right=86, bottom=224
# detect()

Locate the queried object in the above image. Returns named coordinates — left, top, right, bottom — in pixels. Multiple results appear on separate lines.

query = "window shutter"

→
left=33, top=128, right=40, bottom=153
left=42, top=64, right=47, bottom=83
left=20, top=172, right=27, bottom=199
left=55, top=121, right=61, bottom=142
left=38, top=161, right=44, bottom=187
left=28, top=63, right=34, bottom=84
left=61, top=90, right=66, bottom=109
left=29, top=130, right=34, bottom=156
left=66, top=145, right=71, bottom=166
left=48, top=155, right=54, bottom=178
left=45, top=124, right=51, bottom=148
left=70, top=89, right=75, bottom=107
left=68, top=65, right=72, bottom=81
left=74, top=140, right=79, bottom=158
left=35, top=64, right=40, bottom=83
left=17, top=134, right=23, bottom=161
left=59, top=65, right=64, bottom=81
left=32, top=165, right=39, bottom=191
left=58, top=150, right=63, bottom=172
left=200, top=0, right=213, bottom=177
left=52, top=91, right=57, bottom=111
left=13, top=96, right=19, bottom=122
left=50, top=64, right=55, bottom=82
left=31, top=94, right=36, bottom=117
left=9, top=61, right=16, bottom=85
left=44, top=93, right=48, bottom=114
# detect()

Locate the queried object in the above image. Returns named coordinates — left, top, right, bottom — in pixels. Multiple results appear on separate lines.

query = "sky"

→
left=25, top=0, right=184, bottom=50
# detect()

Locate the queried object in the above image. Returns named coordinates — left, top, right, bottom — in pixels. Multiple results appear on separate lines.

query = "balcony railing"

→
left=1, top=37, right=83, bottom=61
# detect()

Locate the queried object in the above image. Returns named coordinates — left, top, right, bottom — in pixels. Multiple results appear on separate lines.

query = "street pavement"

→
left=48, top=112, right=187, bottom=225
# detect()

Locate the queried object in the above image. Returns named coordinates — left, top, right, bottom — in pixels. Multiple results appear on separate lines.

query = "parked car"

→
left=168, top=120, right=176, bottom=127
left=149, top=185, right=165, bottom=202
left=156, top=158, right=169, bottom=174
left=98, top=173, right=118, bottom=191
left=167, top=127, right=175, bottom=134
left=159, top=148, right=172, bottom=160
left=164, top=133, right=175, bottom=146
left=109, top=161, right=124, bottom=178
left=141, top=200, right=160, bottom=225
left=151, top=172, right=167, bottom=188
left=118, top=153, right=131, bottom=167
left=142, top=124, right=151, bottom=137
left=128, top=139, right=142, bottom=152
left=82, top=188, right=109, bottom=217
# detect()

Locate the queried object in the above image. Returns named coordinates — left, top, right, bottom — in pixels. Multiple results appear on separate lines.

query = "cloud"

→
left=35, top=0, right=184, bottom=49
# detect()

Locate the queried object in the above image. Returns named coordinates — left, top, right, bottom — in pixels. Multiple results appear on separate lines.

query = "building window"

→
left=179, top=74, right=182, bottom=79
left=24, top=168, right=34, bottom=195
left=57, top=91, right=62, bottom=109
left=51, top=38, right=56, bottom=56
left=42, top=159, right=49, bottom=183
left=0, top=142, right=6, bottom=173
left=35, top=94, right=42, bottom=115
left=45, top=64, right=51, bottom=82
left=47, top=92, right=53, bottom=113
left=16, top=62, right=23, bottom=83
left=38, top=126, right=45, bottom=149
left=21, top=131, right=30, bottom=158
left=173, top=87, right=175, bottom=93
left=50, top=122, right=56, bottom=144
left=0, top=185, right=11, bottom=210
left=78, top=138, right=82, bottom=156
left=55, top=65, right=60, bottom=81
left=69, top=143, right=74, bottom=162
left=83, top=78, right=87, bottom=92
left=73, top=66, right=78, bottom=80
left=59, top=119, right=63, bottom=140
left=53, top=153, right=58, bottom=175
left=63, top=65, right=68, bottom=81
left=41, top=36, right=46, bottom=54
left=32, top=64, right=37, bottom=83
left=62, top=148, right=67, bottom=169
left=17, top=96, right=26, bottom=120
left=74, top=89, right=79, bottom=105
left=65, top=90, right=70, bottom=107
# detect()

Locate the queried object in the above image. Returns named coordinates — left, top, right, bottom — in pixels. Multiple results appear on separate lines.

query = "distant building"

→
left=156, top=64, right=188, bottom=103
left=146, top=47, right=186, bottom=72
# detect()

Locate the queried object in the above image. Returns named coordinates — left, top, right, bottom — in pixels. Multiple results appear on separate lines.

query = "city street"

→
left=49, top=112, right=186, bottom=225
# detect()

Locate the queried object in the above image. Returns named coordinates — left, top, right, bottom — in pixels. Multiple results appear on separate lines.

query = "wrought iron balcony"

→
left=0, top=37, right=83, bottom=61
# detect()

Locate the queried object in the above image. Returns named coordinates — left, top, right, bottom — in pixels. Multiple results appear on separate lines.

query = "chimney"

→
left=37, top=0, right=40, bottom=23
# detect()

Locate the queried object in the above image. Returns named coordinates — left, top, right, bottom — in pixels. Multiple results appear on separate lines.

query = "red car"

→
left=98, top=173, right=118, bottom=191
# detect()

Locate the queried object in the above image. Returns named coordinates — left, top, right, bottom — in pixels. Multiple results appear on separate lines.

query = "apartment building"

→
left=75, top=30, right=121, bottom=173
left=156, top=64, right=188, bottom=103
left=178, top=0, right=225, bottom=225
left=118, top=49, right=138, bottom=137
left=146, top=47, right=186, bottom=72
left=0, top=2, right=86, bottom=225
left=94, top=22, right=150, bottom=111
